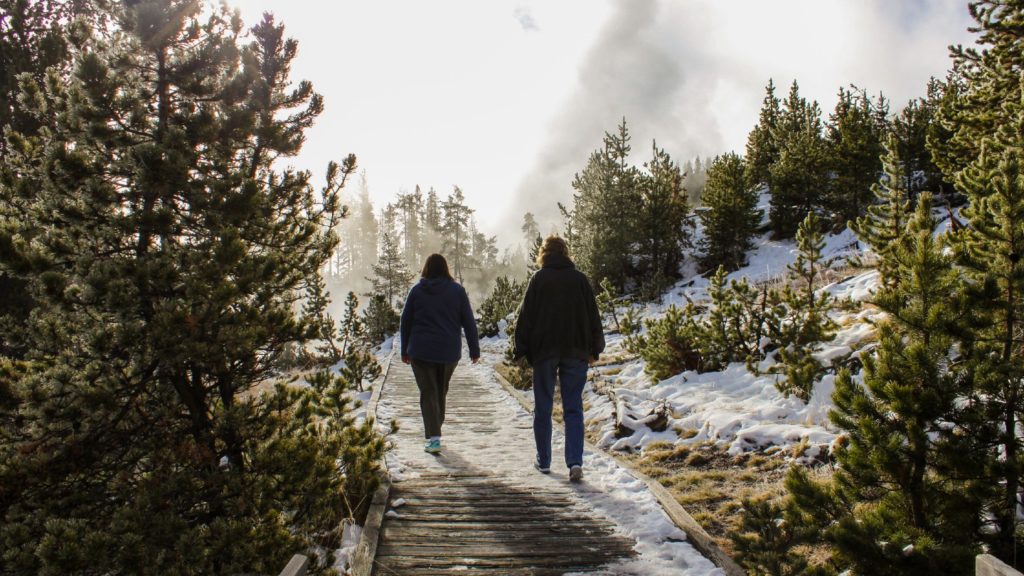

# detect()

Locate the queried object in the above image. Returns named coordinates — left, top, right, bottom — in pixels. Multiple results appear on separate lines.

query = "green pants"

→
left=410, top=359, right=458, bottom=438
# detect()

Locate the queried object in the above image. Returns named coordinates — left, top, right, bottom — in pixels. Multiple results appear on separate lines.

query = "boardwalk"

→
left=371, top=358, right=722, bottom=576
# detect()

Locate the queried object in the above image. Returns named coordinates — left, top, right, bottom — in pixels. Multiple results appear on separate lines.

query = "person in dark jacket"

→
left=400, top=254, right=480, bottom=454
left=512, top=236, right=604, bottom=482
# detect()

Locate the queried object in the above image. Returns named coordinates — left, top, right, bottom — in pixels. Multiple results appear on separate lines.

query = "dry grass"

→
left=614, top=438, right=800, bottom=556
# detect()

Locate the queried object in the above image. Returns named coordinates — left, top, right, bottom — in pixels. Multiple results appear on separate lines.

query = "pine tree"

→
left=853, top=134, right=914, bottom=286
left=702, top=267, right=774, bottom=370
left=526, top=233, right=542, bottom=275
left=746, top=79, right=781, bottom=189
left=826, top=86, right=886, bottom=225
left=951, top=81, right=1024, bottom=561
left=769, top=81, right=830, bottom=239
left=699, top=153, right=762, bottom=272
left=925, top=72, right=966, bottom=201
left=0, top=5, right=374, bottom=572
left=335, top=171, right=378, bottom=292
left=775, top=212, right=836, bottom=401
left=637, top=304, right=705, bottom=379
left=636, top=142, right=691, bottom=296
left=424, top=186, right=441, bottom=232
left=338, top=291, right=367, bottom=356
left=477, top=276, right=525, bottom=338
left=0, top=0, right=105, bottom=358
left=397, top=186, right=424, bottom=265
left=441, top=186, right=473, bottom=282
left=362, top=293, right=400, bottom=344
left=369, top=232, right=414, bottom=309
left=784, top=196, right=983, bottom=575
left=933, top=4, right=1024, bottom=560
left=521, top=212, right=540, bottom=247
left=566, top=118, right=640, bottom=292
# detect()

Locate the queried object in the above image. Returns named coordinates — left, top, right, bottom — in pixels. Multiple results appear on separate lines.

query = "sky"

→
left=232, top=0, right=976, bottom=248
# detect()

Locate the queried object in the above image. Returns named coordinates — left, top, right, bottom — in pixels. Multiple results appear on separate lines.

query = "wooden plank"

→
left=375, top=555, right=623, bottom=569
left=377, top=543, right=634, bottom=558
left=277, top=554, right=308, bottom=576
left=393, top=494, right=576, bottom=503
left=378, top=528, right=626, bottom=541
left=381, top=524, right=616, bottom=538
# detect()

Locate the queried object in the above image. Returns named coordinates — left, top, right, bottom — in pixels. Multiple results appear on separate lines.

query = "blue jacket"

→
left=400, top=277, right=480, bottom=363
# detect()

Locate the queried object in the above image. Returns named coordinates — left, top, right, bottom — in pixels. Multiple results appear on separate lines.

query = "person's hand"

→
left=402, top=355, right=411, bottom=364
left=471, top=356, right=480, bottom=364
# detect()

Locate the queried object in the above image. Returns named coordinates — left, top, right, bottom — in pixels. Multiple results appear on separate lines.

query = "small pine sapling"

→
left=774, top=212, right=837, bottom=401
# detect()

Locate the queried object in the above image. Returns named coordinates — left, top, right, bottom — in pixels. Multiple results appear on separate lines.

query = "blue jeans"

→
left=532, top=357, right=588, bottom=469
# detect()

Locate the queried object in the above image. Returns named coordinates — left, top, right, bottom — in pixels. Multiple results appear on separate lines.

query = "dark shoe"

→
left=534, top=457, right=551, bottom=474
left=569, top=465, right=583, bottom=483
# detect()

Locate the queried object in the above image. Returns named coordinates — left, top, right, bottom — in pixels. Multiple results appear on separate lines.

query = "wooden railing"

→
left=977, top=554, right=1022, bottom=576
left=278, top=554, right=308, bottom=576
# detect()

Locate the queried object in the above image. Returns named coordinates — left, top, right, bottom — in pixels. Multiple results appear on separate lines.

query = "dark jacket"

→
left=512, top=255, right=604, bottom=365
left=400, top=277, right=480, bottom=364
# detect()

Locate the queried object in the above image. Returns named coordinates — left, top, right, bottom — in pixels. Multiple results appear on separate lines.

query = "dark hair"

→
left=421, top=253, right=454, bottom=280
left=537, top=235, right=570, bottom=267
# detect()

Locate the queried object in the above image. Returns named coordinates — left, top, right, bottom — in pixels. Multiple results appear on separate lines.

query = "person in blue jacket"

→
left=400, top=254, right=480, bottom=454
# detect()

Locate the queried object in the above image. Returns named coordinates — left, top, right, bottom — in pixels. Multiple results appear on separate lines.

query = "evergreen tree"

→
left=337, top=291, right=367, bottom=356
left=441, top=186, right=473, bottom=282
left=424, top=186, right=441, bottom=232
left=769, top=81, right=830, bottom=238
left=636, top=304, right=705, bottom=379
left=933, top=4, right=1024, bottom=559
left=566, top=118, right=640, bottom=292
left=362, top=293, right=399, bottom=344
left=369, top=232, right=414, bottom=309
left=0, top=5, right=376, bottom=572
left=699, top=153, right=762, bottom=272
left=526, top=233, right=542, bottom=275
left=396, top=186, right=424, bottom=265
left=826, top=86, right=886, bottom=225
left=477, top=276, right=525, bottom=338
left=702, top=267, right=778, bottom=370
left=853, top=135, right=914, bottom=286
left=924, top=72, right=966, bottom=201
left=682, top=155, right=707, bottom=205
left=0, top=0, right=106, bottom=358
left=521, top=212, right=540, bottom=248
left=746, top=79, right=781, bottom=189
left=784, top=196, right=983, bottom=575
left=635, top=142, right=691, bottom=296
left=335, top=171, right=378, bottom=292
left=951, top=81, right=1024, bottom=562
left=775, top=212, right=836, bottom=401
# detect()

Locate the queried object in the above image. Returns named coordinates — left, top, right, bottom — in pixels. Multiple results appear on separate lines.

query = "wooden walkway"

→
left=371, top=361, right=638, bottom=575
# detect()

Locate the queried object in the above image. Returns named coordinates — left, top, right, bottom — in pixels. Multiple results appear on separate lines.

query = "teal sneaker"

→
left=424, top=439, right=442, bottom=454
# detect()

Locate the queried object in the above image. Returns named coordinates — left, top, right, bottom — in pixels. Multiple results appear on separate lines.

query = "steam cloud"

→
left=510, top=0, right=724, bottom=240
left=505, top=0, right=972, bottom=245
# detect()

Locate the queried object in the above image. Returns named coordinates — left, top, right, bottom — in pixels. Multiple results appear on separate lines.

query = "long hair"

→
left=537, top=235, right=570, bottom=268
left=421, top=253, right=454, bottom=280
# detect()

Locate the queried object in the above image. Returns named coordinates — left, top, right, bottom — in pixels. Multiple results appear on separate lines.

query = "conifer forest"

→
left=2, top=1, right=1024, bottom=575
